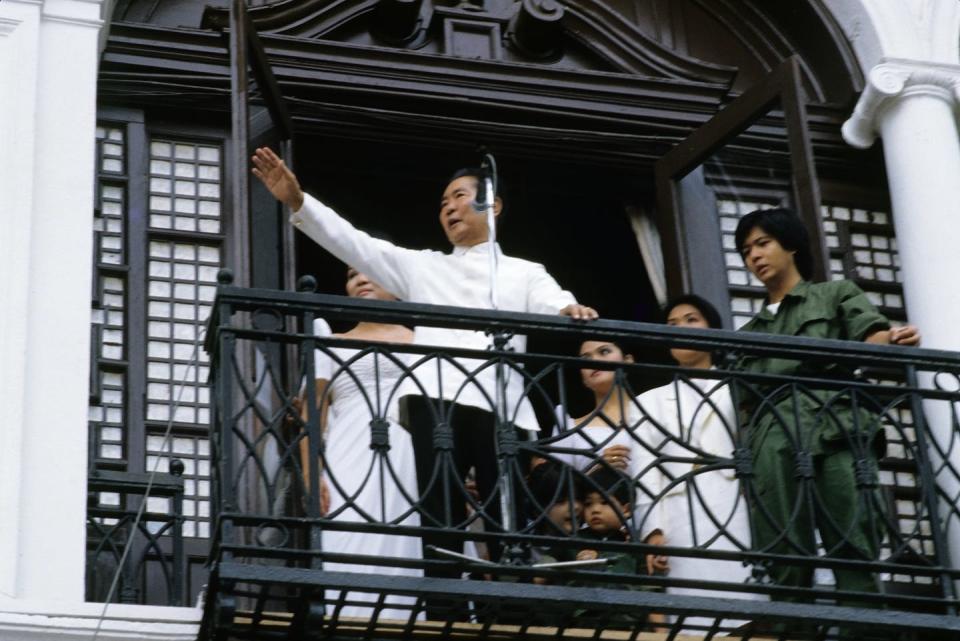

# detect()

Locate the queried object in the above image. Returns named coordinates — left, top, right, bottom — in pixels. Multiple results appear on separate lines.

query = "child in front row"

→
left=575, top=466, right=667, bottom=628
left=526, top=462, right=666, bottom=628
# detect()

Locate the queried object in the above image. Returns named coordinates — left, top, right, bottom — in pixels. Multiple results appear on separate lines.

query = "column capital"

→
left=842, top=57, right=960, bottom=149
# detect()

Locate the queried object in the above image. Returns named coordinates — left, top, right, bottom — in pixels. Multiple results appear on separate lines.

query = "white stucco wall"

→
left=0, top=0, right=102, bottom=604
left=0, top=0, right=201, bottom=638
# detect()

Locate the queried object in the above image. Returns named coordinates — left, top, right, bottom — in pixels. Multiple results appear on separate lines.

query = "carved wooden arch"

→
left=211, top=0, right=737, bottom=87
left=559, top=0, right=734, bottom=84
left=685, top=0, right=863, bottom=103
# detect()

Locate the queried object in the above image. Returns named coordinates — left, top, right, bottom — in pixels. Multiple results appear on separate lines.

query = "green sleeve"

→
left=836, top=280, right=890, bottom=341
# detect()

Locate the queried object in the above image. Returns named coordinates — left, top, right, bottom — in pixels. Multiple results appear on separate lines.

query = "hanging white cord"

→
left=91, top=329, right=205, bottom=641
left=482, top=153, right=498, bottom=310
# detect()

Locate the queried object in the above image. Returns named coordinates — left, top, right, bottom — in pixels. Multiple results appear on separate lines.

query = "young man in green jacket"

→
left=734, top=208, right=920, bottom=604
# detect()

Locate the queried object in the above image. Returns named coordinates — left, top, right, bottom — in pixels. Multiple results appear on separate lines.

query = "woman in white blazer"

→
left=634, top=295, right=761, bottom=632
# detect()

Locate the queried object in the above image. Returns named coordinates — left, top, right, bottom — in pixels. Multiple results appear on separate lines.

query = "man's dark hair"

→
left=527, top=461, right=583, bottom=512
left=526, top=461, right=583, bottom=534
left=664, top=294, right=723, bottom=330
left=585, top=465, right=634, bottom=508
left=734, top=207, right=814, bottom=280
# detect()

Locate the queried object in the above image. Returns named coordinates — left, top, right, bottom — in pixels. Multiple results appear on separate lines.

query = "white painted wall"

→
left=0, top=0, right=105, bottom=603
left=824, top=0, right=960, bottom=69
left=0, top=0, right=43, bottom=602
left=0, top=0, right=203, bottom=637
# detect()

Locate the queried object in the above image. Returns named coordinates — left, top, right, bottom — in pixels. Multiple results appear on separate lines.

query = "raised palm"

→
left=251, top=146, right=304, bottom=210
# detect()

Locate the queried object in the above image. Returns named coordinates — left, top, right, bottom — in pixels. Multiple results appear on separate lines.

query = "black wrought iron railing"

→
left=86, top=467, right=188, bottom=607
left=200, top=274, right=960, bottom=640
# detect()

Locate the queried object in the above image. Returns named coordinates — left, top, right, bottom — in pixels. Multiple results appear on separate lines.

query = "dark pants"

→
left=399, top=395, right=520, bottom=617
left=750, top=428, right=885, bottom=602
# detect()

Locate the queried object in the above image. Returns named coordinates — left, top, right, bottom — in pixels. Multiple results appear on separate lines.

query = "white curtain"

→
left=626, top=205, right=668, bottom=307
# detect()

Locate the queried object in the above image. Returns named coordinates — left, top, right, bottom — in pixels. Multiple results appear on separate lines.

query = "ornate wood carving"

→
left=200, top=0, right=737, bottom=85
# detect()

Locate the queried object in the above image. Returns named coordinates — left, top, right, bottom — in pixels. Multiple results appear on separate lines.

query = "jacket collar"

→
left=452, top=241, right=502, bottom=257
left=755, top=280, right=811, bottom=321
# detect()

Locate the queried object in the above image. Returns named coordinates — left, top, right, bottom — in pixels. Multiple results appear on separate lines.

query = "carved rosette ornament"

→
left=509, top=0, right=565, bottom=60
left=842, top=58, right=960, bottom=149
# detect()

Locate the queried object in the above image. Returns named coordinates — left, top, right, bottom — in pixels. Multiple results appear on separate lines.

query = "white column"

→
left=845, top=59, right=960, bottom=351
left=843, top=58, right=960, bottom=572
left=0, top=0, right=44, bottom=602
left=0, top=0, right=105, bottom=603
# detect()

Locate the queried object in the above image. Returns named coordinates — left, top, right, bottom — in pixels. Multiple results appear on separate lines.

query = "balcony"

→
left=199, top=274, right=960, bottom=640
left=86, top=467, right=188, bottom=607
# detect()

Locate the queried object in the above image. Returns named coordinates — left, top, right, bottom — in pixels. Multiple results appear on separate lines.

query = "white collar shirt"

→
left=291, top=194, right=577, bottom=430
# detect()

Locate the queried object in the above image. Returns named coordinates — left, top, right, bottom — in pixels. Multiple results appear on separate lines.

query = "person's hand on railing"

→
left=560, top=304, right=599, bottom=321
left=251, top=147, right=305, bottom=211
left=866, top=324, right=921, bottom=346
left=576, top=548, right=599, bottom=562
left=601, top=444, right=631, bottom=471
left=890, top=325, right=921, bottom=346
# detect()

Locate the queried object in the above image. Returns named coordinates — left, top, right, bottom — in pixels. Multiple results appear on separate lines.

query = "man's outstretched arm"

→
left=252, top=146, right=305, bottom=211
left=250, top=146, right=415, bottom=299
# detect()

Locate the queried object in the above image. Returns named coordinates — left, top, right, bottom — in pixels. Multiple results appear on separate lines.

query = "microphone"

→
left=471, top=151, right=497, bottom=213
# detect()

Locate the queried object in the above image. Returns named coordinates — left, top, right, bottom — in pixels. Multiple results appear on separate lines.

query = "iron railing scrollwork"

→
left=86, top=467, right=187, bottom=606
left=201, top=277, right=960, bottom=640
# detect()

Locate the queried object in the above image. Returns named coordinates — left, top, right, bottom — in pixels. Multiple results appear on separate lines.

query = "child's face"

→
left=546, top=499, right=582, bottom=534
left=583, top=491, right=630, bottom=534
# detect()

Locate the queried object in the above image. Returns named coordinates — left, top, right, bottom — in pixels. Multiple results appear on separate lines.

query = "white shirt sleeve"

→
left=525, top=262, right=577, bottom=314
left=291, top=194, right=420, bottom=301
left=312, top=318, right=334, bottom=382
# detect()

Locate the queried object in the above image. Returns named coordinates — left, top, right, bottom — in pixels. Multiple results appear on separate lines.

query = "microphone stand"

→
left=478, top=153, right=527, bottom=568
left=435, top=153, right=530, bottom=572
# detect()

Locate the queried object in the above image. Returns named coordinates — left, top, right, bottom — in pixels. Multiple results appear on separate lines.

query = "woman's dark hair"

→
left=664, top=294, right=723, bottom=330
left=577, top=338, right=628, bottom=356
left=663, top=294, right=728, bottom=367
left=734, top=207, right=814, bottom=280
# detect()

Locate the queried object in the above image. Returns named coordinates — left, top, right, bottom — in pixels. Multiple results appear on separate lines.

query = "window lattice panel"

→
left=146, top=435, right=212, bottom=539
left=149, top=141, right=222, bottom=233
left=146, top=240, right=219, bottom=425
left=90, top=126, right=128, bottom=462
left=98, top=184, right=125, bottom=265
left=98, top=126, right=125, bottom=174
left=820, top=206, right=905, bottom=317
left=146, top=135, right=222, bottom=541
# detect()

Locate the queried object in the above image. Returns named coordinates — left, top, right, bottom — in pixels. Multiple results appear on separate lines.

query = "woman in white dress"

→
left=550, top=340, right=640, bottom=476
left=635, top=294, right=760, bottom=631
left=548, top=340, right=669, bottom=570
left=309, top=267, right=423, bottom=621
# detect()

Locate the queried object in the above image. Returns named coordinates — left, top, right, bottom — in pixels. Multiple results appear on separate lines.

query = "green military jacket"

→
left=736, top=280, right=891, bottom=454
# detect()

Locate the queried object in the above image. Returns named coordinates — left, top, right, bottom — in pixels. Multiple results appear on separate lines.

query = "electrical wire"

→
left=90, top=330, right=206, bottom=641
